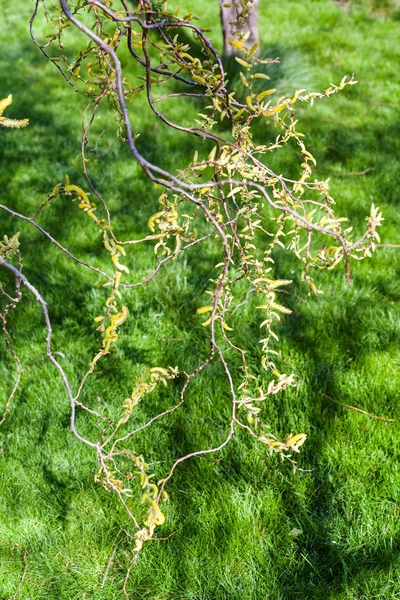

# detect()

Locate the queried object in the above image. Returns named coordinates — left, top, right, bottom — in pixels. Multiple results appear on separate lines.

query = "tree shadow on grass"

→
left=261, top=249, right=400, bottom=598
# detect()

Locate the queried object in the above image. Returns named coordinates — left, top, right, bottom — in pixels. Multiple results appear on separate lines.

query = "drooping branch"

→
left=0, top=1, right=385, bottom=596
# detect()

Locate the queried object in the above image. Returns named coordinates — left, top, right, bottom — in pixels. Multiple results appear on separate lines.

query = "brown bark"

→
left=220, top=0, right=260, bottom=57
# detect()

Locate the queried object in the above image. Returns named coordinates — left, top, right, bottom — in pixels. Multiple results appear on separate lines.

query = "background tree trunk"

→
left=220, top=0, right=260, bottom=57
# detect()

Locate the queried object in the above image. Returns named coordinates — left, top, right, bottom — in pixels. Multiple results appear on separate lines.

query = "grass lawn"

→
left=0, top=0, right=399, bottom=598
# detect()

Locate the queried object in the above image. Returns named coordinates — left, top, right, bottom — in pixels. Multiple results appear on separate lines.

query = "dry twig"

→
left=324, top=394, right=396, bottom=423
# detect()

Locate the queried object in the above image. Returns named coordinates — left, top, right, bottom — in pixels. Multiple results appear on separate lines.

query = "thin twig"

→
left=122, top=552, right=139, bottom=600
left=324, top=394, right=396, bottom=422
left=101, top=542, right=119, bottom=589
left=13, top=548, right=27, bottom=600
left=338, top=167, right=376, bottom=177
left=152, top=529, right=179, bottom=541
left=315, top=167, right=375, bottom=177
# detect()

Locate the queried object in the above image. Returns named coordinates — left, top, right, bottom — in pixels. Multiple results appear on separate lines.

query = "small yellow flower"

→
left=0, top=95, right=29, bottom=128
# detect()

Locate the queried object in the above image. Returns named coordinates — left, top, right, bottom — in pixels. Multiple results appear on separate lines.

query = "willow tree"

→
left=1, top=0, right=383, bottom=596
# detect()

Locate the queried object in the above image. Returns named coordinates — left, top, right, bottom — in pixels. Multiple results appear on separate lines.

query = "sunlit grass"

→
left=0, top=1, right=399, bottom=599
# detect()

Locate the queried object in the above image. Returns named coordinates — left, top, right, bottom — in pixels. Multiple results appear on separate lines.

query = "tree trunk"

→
left=220, top=0, right=260, bottom=57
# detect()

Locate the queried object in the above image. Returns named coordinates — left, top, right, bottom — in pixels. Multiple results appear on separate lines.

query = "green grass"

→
left=1, top=0, right=400, bottom=598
